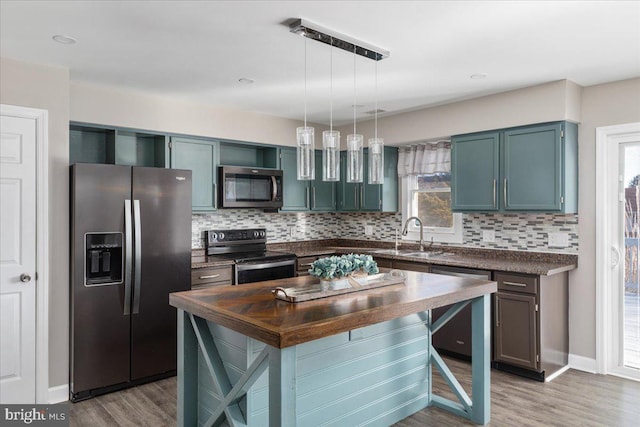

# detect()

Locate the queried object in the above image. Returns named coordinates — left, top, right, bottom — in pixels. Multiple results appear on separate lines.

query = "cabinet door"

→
left=381, top=146, right=399, bottom=212
left=170, top=137, right=217, bottom=212
left=337, top=151, right=359, bottom=211
left=361, top=148, right=383, bottom=211
left=451, top=131, right=500, bottom=211
left=311, top=150, right=337, bottom=211
left=280, top=147, right=310, bottom=211
left=494, top=292, right=538, bottom=370
left=502, top=123, right=562, bottom=211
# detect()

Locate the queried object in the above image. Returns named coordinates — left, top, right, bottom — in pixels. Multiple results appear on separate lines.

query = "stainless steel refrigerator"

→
left=70, top=163, right=192, bottom=401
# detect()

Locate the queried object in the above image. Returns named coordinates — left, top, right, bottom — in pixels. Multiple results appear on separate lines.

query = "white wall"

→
left=0, top=58, right=70, bottom=388
left=571, top=77, right=640, bottom=360
left=337, top=80, right=582, bottom=143
left=71, top=82, right=328, bottom=146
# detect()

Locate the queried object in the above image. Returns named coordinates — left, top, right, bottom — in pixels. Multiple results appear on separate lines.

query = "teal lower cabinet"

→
left=170, top=137, right=218, bottom=212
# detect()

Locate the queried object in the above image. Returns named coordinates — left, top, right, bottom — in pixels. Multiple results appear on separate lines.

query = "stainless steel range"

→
left=205, top=228, right=297, bottom=284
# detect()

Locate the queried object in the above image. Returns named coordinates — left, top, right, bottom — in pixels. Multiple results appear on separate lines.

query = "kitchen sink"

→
left=371, top=249, right=451, bottom=259
left=402, top=251, right=446, bottom=259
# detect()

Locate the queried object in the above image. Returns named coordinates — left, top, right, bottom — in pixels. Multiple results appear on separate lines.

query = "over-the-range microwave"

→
left=218, top=166, right=283, bottom=209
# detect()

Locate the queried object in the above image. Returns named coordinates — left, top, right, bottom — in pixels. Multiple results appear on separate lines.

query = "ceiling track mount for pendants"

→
left=290, top=19, right=390, bottom=61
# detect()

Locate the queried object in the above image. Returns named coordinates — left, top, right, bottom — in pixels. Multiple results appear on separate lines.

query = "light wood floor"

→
left=69, top=358, right=640, bottom=426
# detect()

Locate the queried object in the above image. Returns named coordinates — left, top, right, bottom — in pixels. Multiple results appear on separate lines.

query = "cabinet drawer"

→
left=393, top=261, right=430, bottom=273
left=297, top=256, right=320, bottom=276
left=496, top=272, right=538, bottom=294
left=374, top=257, right=393, bottom=269
left=191, top=265, right=233, bottom=287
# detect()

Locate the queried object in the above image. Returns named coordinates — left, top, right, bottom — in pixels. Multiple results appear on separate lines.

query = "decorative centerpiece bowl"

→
left=309, top=254, right=379, bottom=291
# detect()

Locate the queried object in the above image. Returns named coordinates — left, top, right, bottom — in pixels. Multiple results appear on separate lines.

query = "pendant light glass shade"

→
left=368, top=137, right=384, bottom=184
left=322, top=130, right=340, bottom=181
left=297, top=126, right=315, bottom=180
left=346, top=134, right=364, bottom=183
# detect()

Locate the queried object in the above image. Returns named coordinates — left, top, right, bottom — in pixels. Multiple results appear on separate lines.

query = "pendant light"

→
left=322, top=40, right=340, bottom=182
left=346, top=47, right=363, bottom=183
left=290, top=19, right=389, bottom=184
left=296, top=37, right=315, bottom=180
left=368, top=60, right=384, bottom=184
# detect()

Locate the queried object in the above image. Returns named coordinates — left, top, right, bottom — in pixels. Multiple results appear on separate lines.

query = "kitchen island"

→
left=169, top=270, right=497, bottom=426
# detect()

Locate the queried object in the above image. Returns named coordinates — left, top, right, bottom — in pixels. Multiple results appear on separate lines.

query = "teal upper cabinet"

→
left=337, top=146, right=398, bottom=212
left=219, top=141, right=279, bottom=168
left=451, top=122, right=578, bottom=213
left=280, top=149, right=336, bottom=212
left=311, top=150, right=337, bottom=211
left=451, top=131, right=500, bottom=211
left=170, top=137, right=218, bottom=212
left=280, top=147, right=310, bottom=211
left=337, top=151, right=360, bottom=211
left=70, top=124, right=168, bottom=167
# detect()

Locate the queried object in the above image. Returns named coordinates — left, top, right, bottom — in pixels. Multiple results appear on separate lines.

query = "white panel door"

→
left=0, top=114, right=37, bottom=403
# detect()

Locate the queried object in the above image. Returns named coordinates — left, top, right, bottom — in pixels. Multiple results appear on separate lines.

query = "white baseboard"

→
left=569, top=354, right=597, bottom=373
left=48, top=384, right=69, bottom=404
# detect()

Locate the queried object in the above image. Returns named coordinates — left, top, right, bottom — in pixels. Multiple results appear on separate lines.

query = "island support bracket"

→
left=426, top=295, right=491, bottom=425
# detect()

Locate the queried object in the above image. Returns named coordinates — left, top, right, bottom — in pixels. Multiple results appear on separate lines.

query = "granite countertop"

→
left=192, top=239, right=577, bottom=276
left=266, top=239, right=577, bottom=276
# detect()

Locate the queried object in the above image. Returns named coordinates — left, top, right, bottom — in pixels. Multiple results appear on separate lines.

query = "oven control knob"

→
left=218, top=232, right=225, bottom=241
left=260, top=231, right=266, bottom=238
left=253, top=231, right=259, bottom=238
left=210, top=232, right=217, bottom=241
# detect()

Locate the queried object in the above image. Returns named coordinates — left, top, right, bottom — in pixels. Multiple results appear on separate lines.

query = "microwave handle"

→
left=271, top=176, right=278, bottom=201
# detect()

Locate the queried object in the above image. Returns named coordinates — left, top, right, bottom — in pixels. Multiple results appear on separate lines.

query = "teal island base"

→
left=177, top=295, right=490, bottom=427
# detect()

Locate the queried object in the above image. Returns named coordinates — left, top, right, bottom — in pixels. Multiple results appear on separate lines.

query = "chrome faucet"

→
left=401, top=216, right=425, bottom=251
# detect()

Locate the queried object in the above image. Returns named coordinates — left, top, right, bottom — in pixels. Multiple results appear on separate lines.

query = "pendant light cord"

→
left=353, top=47, right=357, bottom=135
left=304, top=37, right=307, bottom=129
left=374, top=60, right=378, bottom=140
left=329, top=38, right=333, bottom=132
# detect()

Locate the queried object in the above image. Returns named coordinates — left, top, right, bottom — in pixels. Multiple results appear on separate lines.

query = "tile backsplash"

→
left=192, top=210, right=578, bottom=254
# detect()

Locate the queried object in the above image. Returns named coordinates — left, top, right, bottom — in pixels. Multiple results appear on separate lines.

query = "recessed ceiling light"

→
left=238, top=78, right=255, bottom=84
left=52, top=35, right=77, bottom=44
left=351, top=104, right=364, bottom=108
left=470, top=73, right=488, bottom=79
left=365, top=109, right=386, bottom=115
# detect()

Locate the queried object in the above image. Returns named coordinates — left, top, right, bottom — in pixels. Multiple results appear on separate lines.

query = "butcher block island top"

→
left=169, top=270, right=497, bottom=348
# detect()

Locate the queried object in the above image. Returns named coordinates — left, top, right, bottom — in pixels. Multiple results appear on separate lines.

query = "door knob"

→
left=20, top=273, right=32, bottom=283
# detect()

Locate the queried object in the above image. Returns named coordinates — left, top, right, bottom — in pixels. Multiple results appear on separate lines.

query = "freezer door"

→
left=130, top=167, right=192, bottom=380
left=70, top=163, right=132, bottom=396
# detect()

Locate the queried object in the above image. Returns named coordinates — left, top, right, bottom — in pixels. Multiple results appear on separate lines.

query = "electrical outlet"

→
left=482, top=230, right=495, bottom=243
left=365, top=225, right=374, bottom=236
left=548, top=232, right=569, bottom=248
left=289, top=226, right=297, bottom=238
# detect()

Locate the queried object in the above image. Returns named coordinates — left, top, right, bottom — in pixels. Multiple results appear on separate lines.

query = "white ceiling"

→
left=1, top=1, right=639, bottom=126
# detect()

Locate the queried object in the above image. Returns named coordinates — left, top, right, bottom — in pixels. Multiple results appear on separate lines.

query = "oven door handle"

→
left=236, top=259, right=296, bottom=271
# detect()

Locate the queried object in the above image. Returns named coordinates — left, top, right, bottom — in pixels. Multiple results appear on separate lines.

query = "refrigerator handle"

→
left=123, top=200, right=133, bottom=315
left=132, top=200, right=142, bottom=314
